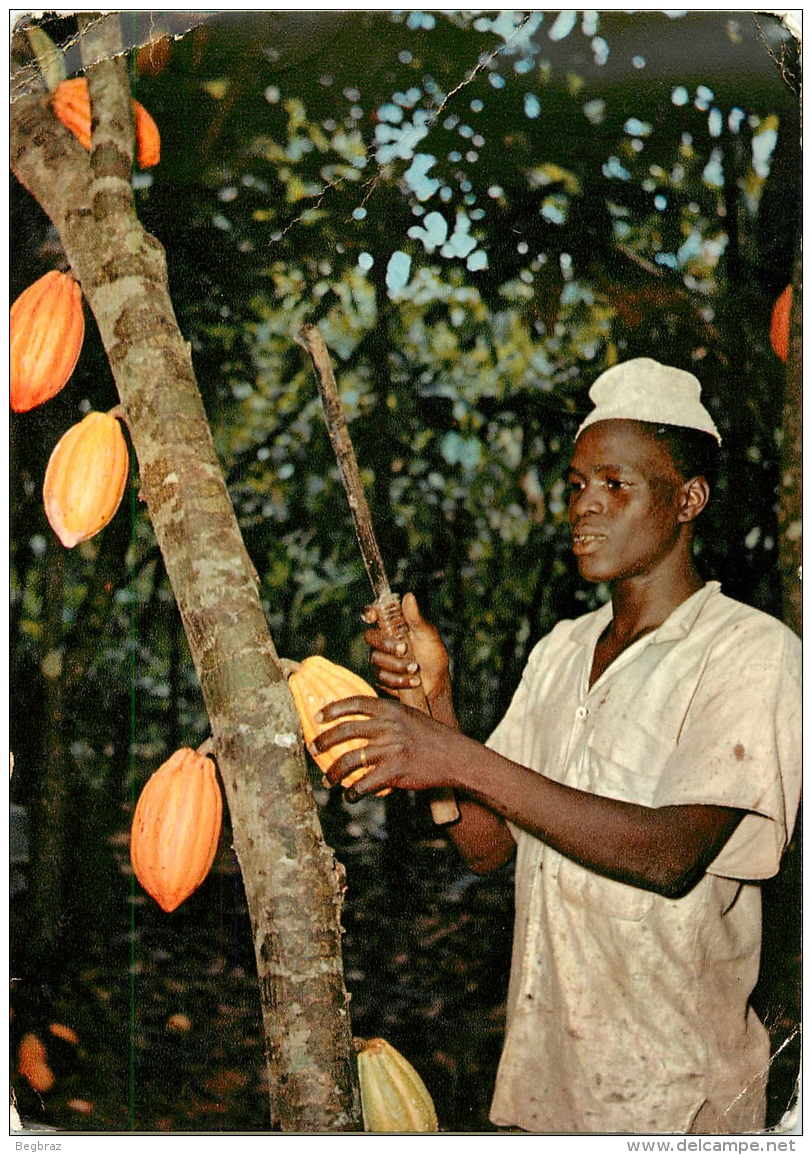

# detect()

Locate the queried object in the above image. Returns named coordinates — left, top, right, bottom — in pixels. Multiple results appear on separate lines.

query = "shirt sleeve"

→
left=486, top=639, right=544, bottom=761
left=485, top=634, right=556, bottom=845
left=653, top=618, right=801, bottom=881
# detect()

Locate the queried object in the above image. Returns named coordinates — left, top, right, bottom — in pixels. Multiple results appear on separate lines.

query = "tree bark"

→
left=11, top=19, right=361, bottom=1131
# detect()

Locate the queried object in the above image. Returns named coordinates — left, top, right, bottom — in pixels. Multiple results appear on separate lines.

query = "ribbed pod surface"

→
left=10, top=270, right=85, bottom=412
left=130, top=748, right=223, bottom=913
left=356, top=1037, right=439, bottom=1132
left=42, top=411, right=129, bottom=548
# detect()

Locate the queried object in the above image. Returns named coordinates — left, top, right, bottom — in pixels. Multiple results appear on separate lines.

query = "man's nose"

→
left=571, top=481, right=603, bottom=517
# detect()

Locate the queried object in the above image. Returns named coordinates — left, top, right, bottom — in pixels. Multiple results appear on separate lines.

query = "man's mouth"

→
left=571, top=531, right=607, bottom=554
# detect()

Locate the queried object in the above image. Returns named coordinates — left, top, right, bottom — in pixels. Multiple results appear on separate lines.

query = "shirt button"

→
left=575, top=705, right=588, bottom=720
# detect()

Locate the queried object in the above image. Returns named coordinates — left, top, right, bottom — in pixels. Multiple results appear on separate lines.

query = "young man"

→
left=313, top=359, right=801, bottom=1135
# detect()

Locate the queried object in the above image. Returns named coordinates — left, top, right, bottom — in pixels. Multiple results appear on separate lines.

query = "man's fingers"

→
left=320, top=741, right=374, bottom=786
left=312, top=722, right=371, bottom=758
left=318, top=741, right=393, bottom=799
left=401, top=591, right=423, bottom=630
left=315, top=695, right=378, bottom=725
left=363, top=628, right=409, bottom=657
left=371, top=650, right=422, bottom=689
left=371, top=650, right=416, bottom=674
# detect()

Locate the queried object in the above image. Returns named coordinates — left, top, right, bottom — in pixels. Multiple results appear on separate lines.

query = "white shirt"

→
left=486, top=583, right=801, bottom=1134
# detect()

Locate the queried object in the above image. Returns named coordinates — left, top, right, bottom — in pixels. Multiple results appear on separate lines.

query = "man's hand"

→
left=311, top=692, right=516, bottom=873
left=363, top=592, right=451, bottom=706
left=313, top=694, right=458, bottom=795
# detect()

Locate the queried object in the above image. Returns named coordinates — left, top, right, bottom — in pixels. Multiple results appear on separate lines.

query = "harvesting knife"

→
left=297, top=323, right=460, bottom=825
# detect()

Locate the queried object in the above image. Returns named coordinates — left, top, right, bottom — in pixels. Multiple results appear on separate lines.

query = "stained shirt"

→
left=485, top=582, right=801, bottom=1134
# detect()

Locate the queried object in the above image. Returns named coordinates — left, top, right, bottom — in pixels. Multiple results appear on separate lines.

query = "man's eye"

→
left=605, top=477, right=625, bottom=490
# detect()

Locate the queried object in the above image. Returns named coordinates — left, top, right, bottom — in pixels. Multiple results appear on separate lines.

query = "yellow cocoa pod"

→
left=51, top=77, right=161, bottom=168
left=130, top=747, right=223, bottom=913
left=285, top=656, right=389, bottom=793
left=10, top=271, right=85, bottom=412
left=43, top=411, right=129, bottom=548
left=356, top=1037, right=439, bottom=1132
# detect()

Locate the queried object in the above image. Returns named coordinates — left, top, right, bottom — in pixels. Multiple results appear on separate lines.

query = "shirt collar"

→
left=571, top=581, right=721, bottom=647
left=654, top=580, right=721, bottom=641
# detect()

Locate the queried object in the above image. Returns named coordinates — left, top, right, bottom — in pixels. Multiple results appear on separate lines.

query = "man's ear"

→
left=677, top=476, right=710, bottom=523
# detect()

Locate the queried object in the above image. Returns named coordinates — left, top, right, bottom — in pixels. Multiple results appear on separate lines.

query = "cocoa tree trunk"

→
left=11, top=17, right=361, bottom=1132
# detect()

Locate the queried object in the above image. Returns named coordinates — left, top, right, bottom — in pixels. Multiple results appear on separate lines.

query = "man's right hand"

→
left=363, top=591, right=451, bottom=706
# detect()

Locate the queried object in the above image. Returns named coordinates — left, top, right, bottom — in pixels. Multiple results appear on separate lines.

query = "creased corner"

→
left=10, top=10, right=215, bottom=103
left=773, top=10, right=802, bottom=45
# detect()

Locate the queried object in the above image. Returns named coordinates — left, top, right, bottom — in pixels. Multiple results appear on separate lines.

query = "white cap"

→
left=576, top=358, right=721, bottom=444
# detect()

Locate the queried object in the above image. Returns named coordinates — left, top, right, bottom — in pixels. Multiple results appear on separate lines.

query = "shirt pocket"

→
left=557, top=856, right=654, bottom=921
left=557, top=719, right=672, bottom=922
left=582, top=716, right=671, bottom=805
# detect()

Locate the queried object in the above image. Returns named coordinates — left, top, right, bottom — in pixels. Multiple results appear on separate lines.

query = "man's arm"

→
left=348, top=593, right=745, bottom=895
left=457, top=746, right=745, bottom=897
left=315, top=696, right=745, bottom=897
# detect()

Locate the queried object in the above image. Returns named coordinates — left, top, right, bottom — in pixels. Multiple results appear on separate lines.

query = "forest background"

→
left=9, top=9, right=801, bottom=1136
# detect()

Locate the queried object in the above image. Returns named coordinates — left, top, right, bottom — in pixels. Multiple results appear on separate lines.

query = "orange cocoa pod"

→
left=18, top=1033, right=55, bottom=1093
left=50, top=78, right=93, bottom=149
left=134, top=101, right=161, bottom=168
left=770, top=284, right=792, bottom=362
left=286, top=655, right=389, bottom=794
left=130, top=748, right=223, bottom=913
left=43, top=410, right=129, bottom=548
left=51, top=76, right=161, bottom=168
left=10, top=271, right=85, bottom=412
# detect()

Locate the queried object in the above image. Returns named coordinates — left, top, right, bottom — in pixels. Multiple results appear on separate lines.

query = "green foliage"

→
left=145, top=12, right=793, bottom=734
left=14, top=10, right=800, bottom=758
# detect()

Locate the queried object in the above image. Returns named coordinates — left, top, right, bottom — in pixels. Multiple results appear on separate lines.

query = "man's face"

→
left=566, top=420, right=689, bottom=585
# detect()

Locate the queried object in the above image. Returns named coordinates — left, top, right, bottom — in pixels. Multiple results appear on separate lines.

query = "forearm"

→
left=315, top=694, right=744, bottom=897
left=424, top=670, right=457, bottom=729
left=453, top=749, right=744, bottom=897
left=421, top=689, right=518, bottom=873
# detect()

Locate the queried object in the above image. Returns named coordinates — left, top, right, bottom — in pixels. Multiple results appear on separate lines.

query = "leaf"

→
left=202, top=79, right=230, bottom=100
left=26, top=25, right=67, bottom=92
left=527, top=163, right=581, bottom=196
